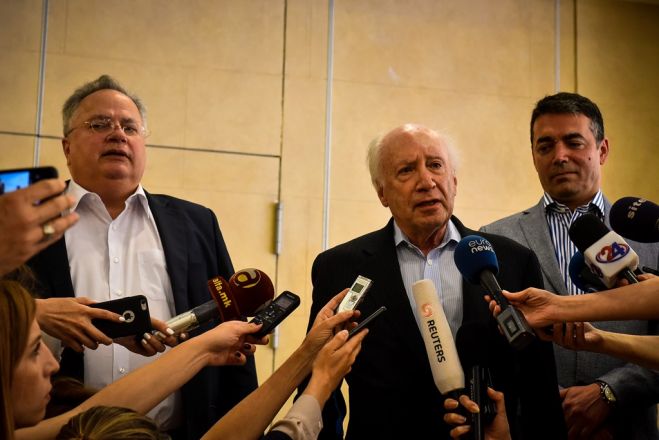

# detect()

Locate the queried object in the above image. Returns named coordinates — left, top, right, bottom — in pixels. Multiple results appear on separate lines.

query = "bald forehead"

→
left=381, top=125, right=442, bottom=150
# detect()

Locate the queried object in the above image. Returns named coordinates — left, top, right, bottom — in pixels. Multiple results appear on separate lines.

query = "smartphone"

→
left=0, top=166, right=58, bottom=195
left=336, top=275, right=373, bottom=313
left=348, top=306, right=386, bottom=338
left=249, top=291, right=300, bottom=338
left=90, top=295, right=152, bottom=339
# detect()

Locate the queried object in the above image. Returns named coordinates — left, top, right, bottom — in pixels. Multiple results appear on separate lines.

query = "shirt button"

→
left=112, top=225, right=117, bottom=231
left=427, top=260, right=433, bottom=266
left=119, top=367, right=126, bottom=374
left=115, top=290, right=123, bottom=297
left=113, top=257, right=119, bottom=263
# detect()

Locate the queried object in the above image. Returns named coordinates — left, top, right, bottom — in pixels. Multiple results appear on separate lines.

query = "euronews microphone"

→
left=166, top=268, right=275, bottom=334
left=610, top=197, right=659, bottom=243
left=454, top=235, right=535, bottom=350
left=568, top=251, right=606, bottom=293
left=412, top=279, right=465, bottom=397
left=568, top=214, right=639, bottom=288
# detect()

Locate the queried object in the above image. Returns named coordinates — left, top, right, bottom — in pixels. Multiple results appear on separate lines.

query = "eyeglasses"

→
left=66, top=118, right=149, bottom=138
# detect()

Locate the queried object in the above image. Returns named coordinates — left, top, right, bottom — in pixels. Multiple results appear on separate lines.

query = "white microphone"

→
left=569, top=214, right=639, bottom=288
left=412, top=279, right=465, bottom=396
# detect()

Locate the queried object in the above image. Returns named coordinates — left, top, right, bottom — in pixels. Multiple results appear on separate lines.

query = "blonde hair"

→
left=56, top=406, right=168, bottom=440
left=0, top=280, right=36, bottom=440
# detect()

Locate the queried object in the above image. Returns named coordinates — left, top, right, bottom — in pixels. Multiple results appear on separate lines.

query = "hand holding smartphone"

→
left=90, top=295, right=152, bottom=339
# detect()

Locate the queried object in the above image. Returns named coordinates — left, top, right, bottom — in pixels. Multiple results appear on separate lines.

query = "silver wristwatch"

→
left=596, top=381, right=617, bottom=406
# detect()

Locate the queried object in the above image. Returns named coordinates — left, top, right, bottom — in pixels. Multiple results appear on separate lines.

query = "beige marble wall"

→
left=1, top=0, right=658, bottom=427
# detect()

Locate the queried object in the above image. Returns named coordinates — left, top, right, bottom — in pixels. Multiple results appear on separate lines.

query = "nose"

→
left=44, top=345, right=60, bottom=377
left=416, top=166, right=436, bottom=190
left=106, top=122, right=128, bottom=142
left=551, top=143, right=570, bottom=165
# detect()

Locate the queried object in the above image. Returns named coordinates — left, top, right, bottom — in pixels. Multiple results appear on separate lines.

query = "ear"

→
left=598, top=138, right=610, bottom=165
left=62, top=138, right=71, bottom=166
left=376, top=184, right=389, bottom=208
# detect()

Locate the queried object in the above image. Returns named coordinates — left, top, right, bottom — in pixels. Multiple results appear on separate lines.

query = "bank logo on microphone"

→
left=467, top=237, right=494, bottom=253
left=421, top=303, right=433, bottom=318
left=596, top=242, right=630, bottom=263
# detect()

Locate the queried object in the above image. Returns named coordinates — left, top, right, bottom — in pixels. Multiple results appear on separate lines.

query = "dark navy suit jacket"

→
left=28, top=192, right=258, bottom=440
left=305, top=217, right=566, bottom=440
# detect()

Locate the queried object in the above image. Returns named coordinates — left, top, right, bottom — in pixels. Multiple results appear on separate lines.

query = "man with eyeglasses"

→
left=27, top=75, right=258, bottom=440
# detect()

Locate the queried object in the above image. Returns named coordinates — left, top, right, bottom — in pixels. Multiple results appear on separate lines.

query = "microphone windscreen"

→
left=454, top=235, right=499, bottom=284
left=207, top=268, right=274, bottom=321
left=568, top=213, right=609, bottom=252
left=567, top=251, right=603, bottom=292
left=610, top=197, right=659, bottom=243
left=456, top=321, right=494, bottom=369
left=412, top=279, right=465, bottom=395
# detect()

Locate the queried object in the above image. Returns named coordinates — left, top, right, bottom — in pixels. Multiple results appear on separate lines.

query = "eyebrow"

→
left=87, top=114, right=139, bottom=124
left=535, top=132, right=586, bottom=145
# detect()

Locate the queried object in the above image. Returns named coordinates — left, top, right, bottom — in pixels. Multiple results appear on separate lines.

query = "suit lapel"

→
left=147, top=193, right=190, bottom=313
left=35, top=237, right=75, bottom=298
left=517, top=201, right=567, bottom=294
left=358, top=221, right=429, bottom=358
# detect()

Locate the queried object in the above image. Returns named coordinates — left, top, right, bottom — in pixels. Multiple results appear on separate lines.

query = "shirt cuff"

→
left=269, top=394, right=323, bottom=440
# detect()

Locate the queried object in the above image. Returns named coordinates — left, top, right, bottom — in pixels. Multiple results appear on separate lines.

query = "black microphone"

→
left=568, top=214, right=639, bottom=288
left=166, top=268, right=275, bottom=334
left=454, top=235, right=535, bottom=350
left=456, top=322, right=498, bottom=440
left=568, top=251, right=606, bottom=293
left=610, top=197, right=659, bottom=243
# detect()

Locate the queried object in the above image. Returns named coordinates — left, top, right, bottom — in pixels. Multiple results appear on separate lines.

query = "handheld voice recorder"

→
left=249, top=291, right=300, bottom=338
left=337, top=275, right=372, bottom=313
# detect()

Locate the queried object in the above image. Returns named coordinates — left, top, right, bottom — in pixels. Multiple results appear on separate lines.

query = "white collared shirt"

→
left=64, top=180, right=182, bottom=430
left=394, top=220, right=463, bottom=337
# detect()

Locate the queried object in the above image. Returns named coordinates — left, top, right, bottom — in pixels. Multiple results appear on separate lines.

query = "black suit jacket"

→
left=28, top=192, right=258, bottom=440
left=306, top=217, right=566, bottom=440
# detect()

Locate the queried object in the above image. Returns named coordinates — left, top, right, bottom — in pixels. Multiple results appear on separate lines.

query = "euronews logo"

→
left=467, top=238, right=493, bottom=253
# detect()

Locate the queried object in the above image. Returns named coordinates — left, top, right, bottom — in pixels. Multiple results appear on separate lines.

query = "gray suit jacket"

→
left=482, top=196, right=659, bottom=440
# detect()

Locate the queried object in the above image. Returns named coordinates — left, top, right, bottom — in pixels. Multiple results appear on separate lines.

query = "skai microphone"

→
left=412, top=279, right=465, bottom=398
left=166, top=268, right=275, bottom=334
left=610, top=197, right=659, bottom=243
left=454, top=235, right=535, bottom=350
left=569, top=214, right=639, bottom=288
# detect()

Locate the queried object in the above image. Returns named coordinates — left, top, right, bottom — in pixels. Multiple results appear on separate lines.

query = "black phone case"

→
left=90, top=295, right=151, bottom=339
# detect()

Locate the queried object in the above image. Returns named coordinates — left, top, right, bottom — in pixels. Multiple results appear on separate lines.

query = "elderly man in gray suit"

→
left=481, top=92, right=659, bottom=440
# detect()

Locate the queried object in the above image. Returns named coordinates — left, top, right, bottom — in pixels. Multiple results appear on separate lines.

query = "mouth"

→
left=101, top=149, right=130, bottom=160
left=415, top=199, right=441, bottom=209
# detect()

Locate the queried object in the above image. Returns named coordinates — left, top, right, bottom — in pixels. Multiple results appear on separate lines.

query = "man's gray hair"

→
left=366, top=124, right=460, bottom=190
left=62, top=75, right=147, bottom=136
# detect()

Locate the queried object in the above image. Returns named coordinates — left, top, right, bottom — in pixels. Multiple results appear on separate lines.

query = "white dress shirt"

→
left=64, top=180, right=182, bottom=430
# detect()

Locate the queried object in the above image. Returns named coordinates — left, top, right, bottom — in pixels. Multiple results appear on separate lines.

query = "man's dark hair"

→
left=62, top=75, right=147, bottom=136
left=530, top=92, right=604, bottom=144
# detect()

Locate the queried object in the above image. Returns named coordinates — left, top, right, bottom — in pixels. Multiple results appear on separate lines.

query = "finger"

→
left=85, top=306, right=124, bottom=323
left=443, top=398, right=459, bottom=410
left=139, top=337, right=157, bottom=356
left=84, top=326, right=113, bottom=346
left=458, top=394, right=479, bottom=413
left=449, top=425, right=471, bottom=438
left=143, top=333, right=166, bottom=353
left=33, top=193, right=76, bottom=224
left=61, top=335, right=85, bottom=353
left=559, top=388, right=568, bottom=399
left=325, top=288, right=349, bottom=311
left=443, top=412, right=468, bottom=426
left=20, top=179, right=67, bottom=205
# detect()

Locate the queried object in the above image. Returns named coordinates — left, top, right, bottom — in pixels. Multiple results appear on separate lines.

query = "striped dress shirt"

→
left=543, top=190, right=605, bottom=295
left=394, top=220, right=463, bottom=337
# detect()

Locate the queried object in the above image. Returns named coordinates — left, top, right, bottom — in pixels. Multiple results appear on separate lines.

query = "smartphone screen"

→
left=0, top=166, right=58, bottom=195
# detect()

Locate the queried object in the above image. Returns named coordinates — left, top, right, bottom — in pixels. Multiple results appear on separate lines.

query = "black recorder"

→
left=249, top=291, right=300, bottom=338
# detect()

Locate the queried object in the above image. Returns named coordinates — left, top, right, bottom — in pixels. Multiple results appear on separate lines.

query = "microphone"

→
left=568, top=251, right=606, bottom=293
left=610, top=197, right=659, bottom=243
left=456, top=322, right=498, bottom=440
left=454, top=235, right=535, bottom=350
left=568, top=214, right=639, bottom=288
left=412, top=279, right=465, bottom=397
left=166, top=268, right=275, bottom=334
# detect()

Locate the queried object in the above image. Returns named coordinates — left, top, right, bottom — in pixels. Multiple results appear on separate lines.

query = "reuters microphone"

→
left=412, top=279, right=465, bottom=397
left=166, top=268, right=275, bottom=334
left=569, top=214, right=639, bottom=288
left=454, top=235, right=535, bottom=351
